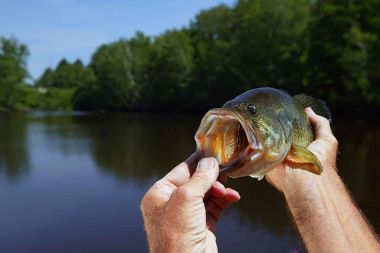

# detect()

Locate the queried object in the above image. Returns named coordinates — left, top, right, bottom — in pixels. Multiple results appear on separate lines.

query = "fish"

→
left=194, top=87, right=331, bottom=180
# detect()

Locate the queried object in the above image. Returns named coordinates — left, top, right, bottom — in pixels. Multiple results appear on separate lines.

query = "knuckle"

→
left=331, top=136, right=338, bottom=146
left=140, top=195, right=148, bottom=212
left=194, top=172, right=211, bottom=183
left=320, top=117, right=330, bottom=126
left=321, top=136, right=337, bottom=147
left=152, top=180, right=164, bottom=190
left=324, top=134, right=338, bottom=147
left=174, top=186, right=194, bottom=200
left=140, top=182, right=161, bottom=212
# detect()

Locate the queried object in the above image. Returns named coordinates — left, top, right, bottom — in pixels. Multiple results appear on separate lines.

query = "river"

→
left=0, top=112, right=378, bottom=253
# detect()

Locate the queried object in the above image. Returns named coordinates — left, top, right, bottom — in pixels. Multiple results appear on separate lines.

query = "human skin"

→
left=266, top=107, right=380, bottom=253
left=141, top=107, right=380, bottom=253
left=140, top=155, right=240, bottom=253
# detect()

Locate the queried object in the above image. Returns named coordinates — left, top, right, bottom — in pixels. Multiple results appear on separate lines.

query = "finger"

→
left=205, top=181, right=227, bottom=202
left=163, top=152, right=200, bottom=187
left=177, top=157, right=219, bottom=200
left=305, top=107, right=334, bottom=140
left=206, top=188, right=241, bottom=232
left=212, top=181, right=227, bottom=197
left=224, top=188, right=241, bottom=202
left=206, top=189, right=240, bottom=224
left=141, top=179, right=176, bottom=214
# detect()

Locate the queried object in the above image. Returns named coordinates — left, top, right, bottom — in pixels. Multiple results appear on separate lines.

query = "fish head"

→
left=195, top=88, right=291, bottom=178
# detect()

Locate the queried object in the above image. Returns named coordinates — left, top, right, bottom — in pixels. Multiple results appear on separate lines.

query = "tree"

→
left=0, top=37, right=29, bottom=109
left=65, top=0, right=380, bottom=112
left=75, top=32, right=152, bottom=110
left=47, top=58, right=94, bottom=88
left=232, top=0, right=311, bottom=92
left=189, top=4, right=237, bottom=109
left=144, top=29, right=194, bottom=110
left=35, top=68, right=54, bottom=87
left=306, top=0, right=380, bottom=108
left=91, top=41, right=135, bottom=110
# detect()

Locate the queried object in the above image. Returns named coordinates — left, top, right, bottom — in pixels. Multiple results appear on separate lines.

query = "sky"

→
left=0, top=0, right=235, bottom=80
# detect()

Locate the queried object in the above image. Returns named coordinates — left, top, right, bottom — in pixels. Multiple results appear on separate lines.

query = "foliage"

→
left=188, top=4, right=237, bottom=109
left=21, top=85, right=75, bottom=110
left=36, top=59, right=95, bottom=88
left=306, top=0, right=380, bottom=108
left=232, top=0, right=311, bottom=91
left=0, top=37, right=29, bottom=109
left=79, top=32, right=152, bottom=110
left=143, top=29, right=194, bottom=110
left=4, top=0, right=380, bottom=112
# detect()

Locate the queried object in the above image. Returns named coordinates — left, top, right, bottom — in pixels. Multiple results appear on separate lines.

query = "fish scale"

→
left=195, top=87, right=331, bottom=179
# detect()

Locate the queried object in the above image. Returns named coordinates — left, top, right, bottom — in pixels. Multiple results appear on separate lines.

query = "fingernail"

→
left=306, top=107, right=315, bottom=114
left=198, top=158, right=214, bottom=170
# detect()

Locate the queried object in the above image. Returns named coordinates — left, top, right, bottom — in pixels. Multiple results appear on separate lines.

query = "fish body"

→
left=195, top=87, right=331, bottom=179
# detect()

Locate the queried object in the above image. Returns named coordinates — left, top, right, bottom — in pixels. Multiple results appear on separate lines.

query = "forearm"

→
left=284, top=168, right=379, bottom=253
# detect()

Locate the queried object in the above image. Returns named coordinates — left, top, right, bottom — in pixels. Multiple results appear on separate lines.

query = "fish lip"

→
left=197, top=108, right=261, bottom=172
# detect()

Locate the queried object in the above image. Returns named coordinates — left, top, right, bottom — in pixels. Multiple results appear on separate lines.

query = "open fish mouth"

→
left=195, top=109, right=259, bottom=171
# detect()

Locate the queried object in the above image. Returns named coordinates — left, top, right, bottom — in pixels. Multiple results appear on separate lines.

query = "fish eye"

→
left=247, top=104, right=257, bottom=114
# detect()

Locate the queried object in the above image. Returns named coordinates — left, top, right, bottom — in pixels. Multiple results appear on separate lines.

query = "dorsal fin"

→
left=293, top=94, right=331, bottom=120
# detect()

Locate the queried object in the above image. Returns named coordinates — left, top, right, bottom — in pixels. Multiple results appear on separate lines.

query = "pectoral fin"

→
left=285, top=145, right=323, bottom=175
left=265, top=150, right=282, bottom=161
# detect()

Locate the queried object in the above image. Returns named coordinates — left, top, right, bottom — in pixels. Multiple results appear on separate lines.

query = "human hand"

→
left=140, top=154, right=240, bottom=253
left=265, top=107, right=339, bottom=194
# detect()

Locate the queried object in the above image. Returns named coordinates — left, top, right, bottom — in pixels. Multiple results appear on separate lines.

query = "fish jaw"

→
left=195, top=108, right=262, bottom=172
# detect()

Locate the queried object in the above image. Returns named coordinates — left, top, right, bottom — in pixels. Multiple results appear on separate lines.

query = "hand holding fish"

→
left=140, top=155, right=240, bottom=253
left=267, top=107, right=380, bottom=253
left=265, top=107, right=338, bottom=193
left=192, top=87, right=379, bottom=252
left=141, top=87, right=379, bottom=253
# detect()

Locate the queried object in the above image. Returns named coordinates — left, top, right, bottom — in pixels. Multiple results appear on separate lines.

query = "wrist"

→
left=149, top=232, right=192, bottom=253
left=282, top=166, right=340, bottom=201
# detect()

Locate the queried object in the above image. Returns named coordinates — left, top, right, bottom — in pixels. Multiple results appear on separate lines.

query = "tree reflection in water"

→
left=0, top=112, right=29, bottom=180
left=0, top=112, right=378, bottom=252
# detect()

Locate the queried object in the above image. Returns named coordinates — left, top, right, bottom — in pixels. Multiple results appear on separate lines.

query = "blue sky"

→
left=0, top=0, right=235, bottom=80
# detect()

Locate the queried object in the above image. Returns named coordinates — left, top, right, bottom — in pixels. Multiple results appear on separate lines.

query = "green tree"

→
left=232, top=0, right=311, bottom=91
left=306, top=0, right=380, bottom=108
left=189, top=4, right=237, bottom=109
left=144, top=29, right=194, bottom=110
left=128, top=31, right=153, bottom=101
left=73, top=32, right=151, bottom=110
left=360, top=0, right=380, bottom=106
left=35, top=68, right=54, bottom=87
left=48, top=58, right=94, bottom=88
left=0, top=37, right=29, bottom=109
left=80, top=32, right=152, bottom=110
left=60, top=0, right=380, bottom=112
left=52, top=59, right=69, bottom=88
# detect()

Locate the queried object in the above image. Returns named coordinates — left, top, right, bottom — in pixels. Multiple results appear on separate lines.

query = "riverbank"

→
left=3, top=85, right=380, bottom=117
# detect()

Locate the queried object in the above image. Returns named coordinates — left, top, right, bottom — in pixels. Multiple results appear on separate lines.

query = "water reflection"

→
left=0, top=112, right=378, bottom=252
left=73, top=113, right=199, bottom=181
left=0, top=113, right=29, bottom=179
left=333, top=118, right=380, bottom=230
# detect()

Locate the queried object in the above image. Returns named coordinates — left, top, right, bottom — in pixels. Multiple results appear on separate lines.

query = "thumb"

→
left=179, top=157, right=219, bottom=200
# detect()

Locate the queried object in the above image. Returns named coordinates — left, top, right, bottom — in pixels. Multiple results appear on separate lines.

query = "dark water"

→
left=0, top=112, right=379, bottom=253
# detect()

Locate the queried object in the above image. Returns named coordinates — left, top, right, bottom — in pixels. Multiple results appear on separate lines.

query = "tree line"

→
left=1, top=0, right=380, bottom=112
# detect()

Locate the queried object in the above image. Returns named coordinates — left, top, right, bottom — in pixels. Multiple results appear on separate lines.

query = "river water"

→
left=0, top=112, right=378, bottom=253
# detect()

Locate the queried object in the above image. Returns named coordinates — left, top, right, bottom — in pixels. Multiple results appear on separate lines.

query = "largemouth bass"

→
left=195, top=87, right=331, bottom=180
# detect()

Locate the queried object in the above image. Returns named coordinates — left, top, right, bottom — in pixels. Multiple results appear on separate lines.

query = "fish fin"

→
left=265, top=150, right=282, bottom=161
left=250, top=174, right=264, bottom=181
left=293, top=94, right=331, bottom=120
left=286, top=145, right=323, bottom=175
